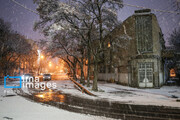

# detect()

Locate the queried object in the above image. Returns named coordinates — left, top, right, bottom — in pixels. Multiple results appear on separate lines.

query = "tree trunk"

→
left=72, top=58, right=77, bottom=81
left=73, top=67, right=77, bottom=80
left=80, top=48, right=85, bottom=85
left=87, top=29, right=92, bottom=87
left=92, top=56, right=98, bottom=91
left=87, top=47, right=91, bottom=87
left=62, top=57, right=77, bottom=80
left=80, top=64, right=85, bottom=85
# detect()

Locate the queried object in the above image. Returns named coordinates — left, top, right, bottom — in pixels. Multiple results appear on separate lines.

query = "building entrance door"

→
left=138, top=63, right=153, bottom=87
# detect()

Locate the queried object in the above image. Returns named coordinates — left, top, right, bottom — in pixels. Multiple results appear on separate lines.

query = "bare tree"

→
left=0, top=18, right=35, bottom=76
left=33, top=0, right=124, bottom=91
left=169, top=28, right=180, bottom=51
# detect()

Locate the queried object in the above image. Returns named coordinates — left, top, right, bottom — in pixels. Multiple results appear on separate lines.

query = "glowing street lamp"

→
left=49, top=62, right=52, bottom=67
left=40, top=55, right=44, bottom=59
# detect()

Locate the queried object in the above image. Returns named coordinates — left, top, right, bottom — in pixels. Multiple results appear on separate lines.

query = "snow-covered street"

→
left=0, top=85, right=115, bottom=120
left=1, top=79, right=180, bottom=120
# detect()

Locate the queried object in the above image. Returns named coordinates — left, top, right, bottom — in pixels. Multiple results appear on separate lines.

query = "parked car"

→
left=43, top=74, right=51, bottom=81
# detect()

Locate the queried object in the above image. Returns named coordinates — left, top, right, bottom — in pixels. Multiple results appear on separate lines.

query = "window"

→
left=138, top=62, right=153, bottom=83
left=136, top=16, right=152, bottom=52
left=108, top=42, right=111, bottom=48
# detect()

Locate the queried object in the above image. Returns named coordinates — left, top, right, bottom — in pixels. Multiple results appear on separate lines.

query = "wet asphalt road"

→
left=13, top=83, right=180, bottom=120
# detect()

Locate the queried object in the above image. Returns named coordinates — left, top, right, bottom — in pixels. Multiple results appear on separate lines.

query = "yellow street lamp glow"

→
left=40, top=55, right=44, bottom=59
left=49, top=63, right=52, bottom=67
left=36, top=94, right=44, bottom=98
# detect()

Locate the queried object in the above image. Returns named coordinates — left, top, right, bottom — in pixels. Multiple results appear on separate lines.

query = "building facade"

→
left=98, top=9, right=165, bottom=88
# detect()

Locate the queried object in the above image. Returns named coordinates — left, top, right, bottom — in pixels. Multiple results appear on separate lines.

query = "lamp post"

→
left=48, top=62, right=52, bottom=73
left=49, top=62, right=52, bottom=67
left=39, top=55, right=44, bottom=75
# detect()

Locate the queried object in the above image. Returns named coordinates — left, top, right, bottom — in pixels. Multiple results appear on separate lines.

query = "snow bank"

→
left=53, top=80, right=180, bottom=108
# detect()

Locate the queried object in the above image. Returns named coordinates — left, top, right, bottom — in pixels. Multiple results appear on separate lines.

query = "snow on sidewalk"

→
left=53, top=80, right=180, bottom=108
left=0, top=85, right=116, bottom=120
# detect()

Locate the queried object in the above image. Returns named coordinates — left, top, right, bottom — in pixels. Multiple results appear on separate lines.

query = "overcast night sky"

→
left=0, top=0, right=179, bottom=45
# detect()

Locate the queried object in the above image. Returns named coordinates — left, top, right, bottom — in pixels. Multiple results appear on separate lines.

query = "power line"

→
left=10, top=0, right=179, bottom=45
left=11, top=0, right=180, bottom=15
left=10, top=0, right=39, bottom=15
left=122, top=3, right=180, bottom=14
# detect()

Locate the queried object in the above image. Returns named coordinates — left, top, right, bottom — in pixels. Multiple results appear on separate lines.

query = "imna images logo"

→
left=4, top=75, right=22, bottom=88
left=4, top=75, right=57, bottom=90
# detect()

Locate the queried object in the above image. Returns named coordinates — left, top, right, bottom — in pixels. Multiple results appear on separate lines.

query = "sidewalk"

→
left=52, top=80, right=180, bottom=108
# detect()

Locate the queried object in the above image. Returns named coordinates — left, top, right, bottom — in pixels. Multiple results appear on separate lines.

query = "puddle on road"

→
left=33, top=90, right=65, bottom=103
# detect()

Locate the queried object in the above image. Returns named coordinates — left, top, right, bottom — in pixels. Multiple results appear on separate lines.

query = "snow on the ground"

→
left=0, top=85, right=117, bottom=120
left=99, top=82, right=180, bottom=98
left=52, top=80, right=180, bottom=108
left=53, top=80, right=95, bottom=99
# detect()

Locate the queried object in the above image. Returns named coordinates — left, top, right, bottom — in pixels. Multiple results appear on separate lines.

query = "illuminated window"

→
left=108, top=42, right=111, bottom=48
left=170, top=69, right=176, bottom=77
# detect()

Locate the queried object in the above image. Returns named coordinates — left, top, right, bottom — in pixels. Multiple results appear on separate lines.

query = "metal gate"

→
left=138, top=62, right=153, bottom=87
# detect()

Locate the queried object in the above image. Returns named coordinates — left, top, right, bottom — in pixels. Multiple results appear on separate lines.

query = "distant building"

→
left=163, top=46, right=180, bottom=85
left=98, top=9, right=165, bottom=88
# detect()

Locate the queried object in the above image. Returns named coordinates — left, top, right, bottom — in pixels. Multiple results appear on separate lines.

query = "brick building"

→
left=98, top=9, right=165, bottom=88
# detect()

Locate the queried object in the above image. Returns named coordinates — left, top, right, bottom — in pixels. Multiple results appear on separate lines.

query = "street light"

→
left=40, top=55, right=44, bottom=59
left=49, top=62, right=52, bottom=67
